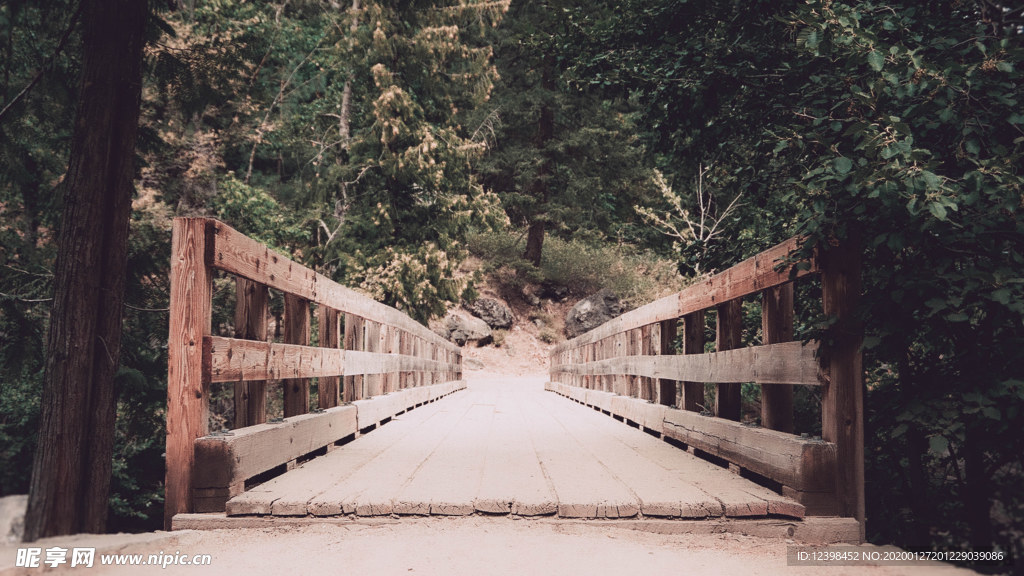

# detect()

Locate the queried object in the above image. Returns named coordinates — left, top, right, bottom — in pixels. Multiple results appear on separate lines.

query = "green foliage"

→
left=467, top=228, right=685, bottom=307
left=568, top=0, right=1024, bottom=558
left=209, top=174, right=311, bottom=252
left=476, top=0, right=661, bottom=255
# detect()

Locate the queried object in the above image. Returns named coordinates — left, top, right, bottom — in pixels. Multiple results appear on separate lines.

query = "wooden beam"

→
left=658, top=319, right=677, bottom=407
left=233, top=278, right=268, bottom=429
left=193, top=405, right=358, bottom=491
left=364, top=320, right=381, bottom=397
left=819, top=240, right=864, bottom=534
left=317, top=306, right=341, bottom=409
left=715, top=299, right=742, bottom=421
left=551, top=341, right=819, bottom=386
left=343, top=315, right=364, bottom=401
left=682, top=311, right=704, bottom=412
left=283, top=294, right=310, bottom=417
left=553, top=236, right=817, bottom=353
left=165, top=218, right=214, bottom=529
left=662, top=407, right=836, bottom=493
left=205, top=336, right=461, bottom=383
left=761, top=283, right=795, bottom=433
left=208, top=220, right=457, bottom=353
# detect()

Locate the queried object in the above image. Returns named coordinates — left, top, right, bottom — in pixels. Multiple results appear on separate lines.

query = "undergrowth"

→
left=466, top=228, right=685, bottom=307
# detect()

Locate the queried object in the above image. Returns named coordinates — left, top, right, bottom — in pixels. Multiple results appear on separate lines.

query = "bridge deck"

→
left=226, top=373, right=802, bottom=520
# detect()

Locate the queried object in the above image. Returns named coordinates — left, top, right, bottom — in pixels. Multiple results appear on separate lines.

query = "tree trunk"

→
left=523, top=57, right=555, bottom=268
left=23, top=0, right=148, bottom=541
left=523, top=220, right=545, bottom=267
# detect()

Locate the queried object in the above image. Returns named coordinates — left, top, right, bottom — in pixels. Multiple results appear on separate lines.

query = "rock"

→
left=564, top=289, right=623, bottom=339
left=520, top=287, right=542, bottom=307
left=0, top=494, right=27, bottom=543
left=442, top=311, right=492, bottom=346
left=533, top=318, right=545, bottom=329
left=464, top=297, right=514, bottom=329
left=541, top=282, right=569, bottom=302
left=464, top=358, right=485, bottom=370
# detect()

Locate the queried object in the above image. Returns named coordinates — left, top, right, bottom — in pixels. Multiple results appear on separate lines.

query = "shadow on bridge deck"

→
left=176, top=373, right=857, bottom=541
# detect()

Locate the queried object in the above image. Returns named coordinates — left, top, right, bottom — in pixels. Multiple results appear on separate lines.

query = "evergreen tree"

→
left=479, top=0, right=657, bottom=267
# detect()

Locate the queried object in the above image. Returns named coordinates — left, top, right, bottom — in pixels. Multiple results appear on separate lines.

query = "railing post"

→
left=658, top=319, right=677, bottom=407
left=344, top=315, right=364, bottom=400
left=761, top=283, right=795, bottom=433
left=820, top=240, right=865, bottom=538
left=234, top=278, right=269, bottom=428
left=639, top=325, right=654, bottom=400
left=283, top=294, right=310, bottom=416
left=317, top=306, right=341, bottom=409
left=681, top=311, right=704, bottom=412
left=363, top=320, right=381, bottom=396
left=715, top=299, right=742, bottom=421
left=165, top=218, right=213, bottom=530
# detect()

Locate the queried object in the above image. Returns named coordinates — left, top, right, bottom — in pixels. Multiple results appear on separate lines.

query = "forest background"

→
left=0, top=0, right=1021, bottom=564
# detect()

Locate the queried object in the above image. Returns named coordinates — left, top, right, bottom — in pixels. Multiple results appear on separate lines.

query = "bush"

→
left=467, top=228, right=685, bottom=306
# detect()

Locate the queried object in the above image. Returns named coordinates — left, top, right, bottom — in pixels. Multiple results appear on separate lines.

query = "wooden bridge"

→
left=164, top=218, right=864, bottom=543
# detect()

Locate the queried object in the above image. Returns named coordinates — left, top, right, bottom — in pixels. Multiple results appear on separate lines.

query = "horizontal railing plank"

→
left=552, top=341, right=819, bottom=385
left=661, top=405, right=836, bottom=493
left=204, top=336, right=460, bottom=383
left=554, top=237, right=816, bottom=352
left=208, top=220, right=458, bottom=354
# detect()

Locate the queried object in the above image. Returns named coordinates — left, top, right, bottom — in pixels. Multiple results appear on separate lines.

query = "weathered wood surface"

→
left=208, top=220, right=457, bottom=353
left=194, top=380, right=466, bottom=493
left=204, top=336, right=461, bottom=383
left=317, top=306, right=341, bottom=409
left=657, top=319, right=676, bottom=407
left=224, top=376, right=802, bottom=520
left=553, top=236, right=817, bottom=353
left=761, top=283, right=795, bottom=433
left=682, top=311, right=705, bottom=412
left=233, top=278, right=269, bottom=428
left=819, top=240, right=865, bottom=535
left=283, top=293, right=311, bottom=417
left=547, top=381, right=833, bottom=495
left=552, top=341, right=819, bottom=385
left=714, top=299, right=742, bottom=421
left=165, top=218, right=213, bottom=530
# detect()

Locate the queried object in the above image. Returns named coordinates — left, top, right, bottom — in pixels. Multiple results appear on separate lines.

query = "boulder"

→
left=564, top=289, right=623, bottom=339
left=464, top=297, right=514, bottom=329
left=0, top=494, right=26, bottom=543
left=540, top=282, right=569, bottom=302
left=442, top=311, right=492, bottom=346
left=464, top=357, right=485, bottom=371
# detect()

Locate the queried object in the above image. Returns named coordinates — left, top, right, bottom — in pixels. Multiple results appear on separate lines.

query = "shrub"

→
left=467, top=228, right=686, bottom=307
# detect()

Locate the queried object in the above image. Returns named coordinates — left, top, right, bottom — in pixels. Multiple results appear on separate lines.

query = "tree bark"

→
left=523, top=55, right=555, bottom=268
left=523, top=220, right=545, bottom=267
left=23, top=0, right=148, bottom=541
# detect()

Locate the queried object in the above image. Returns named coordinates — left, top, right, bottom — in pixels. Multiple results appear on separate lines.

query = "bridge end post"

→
left=819, top=239, right=865, bottom=542
left=165, top=218, right=214, bottom=530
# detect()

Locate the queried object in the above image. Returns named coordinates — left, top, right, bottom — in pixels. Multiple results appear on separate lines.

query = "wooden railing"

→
left=165, top=218, right=463, bottom=528
left=548, top=236, right=863, bottom=535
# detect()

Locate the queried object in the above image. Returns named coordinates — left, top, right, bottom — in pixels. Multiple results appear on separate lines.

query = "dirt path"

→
left=1, top=517, right=979, bottom=575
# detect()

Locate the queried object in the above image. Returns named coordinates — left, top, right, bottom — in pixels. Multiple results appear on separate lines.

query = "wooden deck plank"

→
left=519, top=392, right=641, bottom=519
left=474, top=383, right=558, bottom=516
left=306, top=395, right=475, bottom=517
left=226, top=391, right=455, bottom=516
left=395, top=403, right=494, bottom=516
left=530, top=393, right=722, bottom=519
left=224, top=375, right=796, bottom=522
